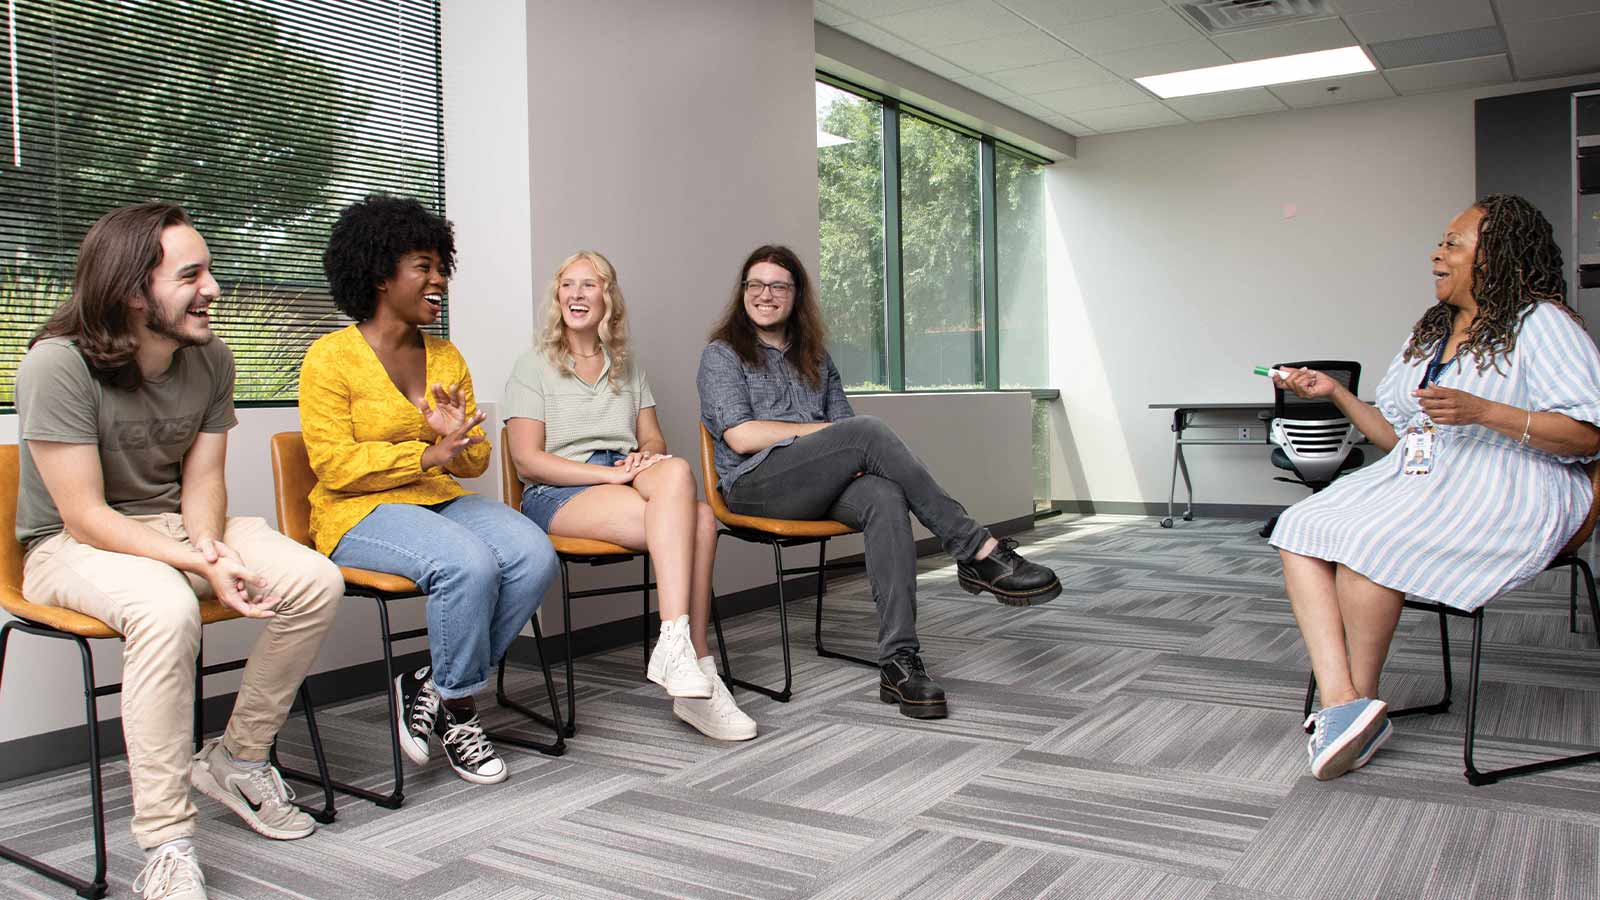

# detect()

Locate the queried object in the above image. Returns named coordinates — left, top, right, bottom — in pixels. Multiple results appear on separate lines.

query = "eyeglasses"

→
left=743, top=279, right=795, bottom=299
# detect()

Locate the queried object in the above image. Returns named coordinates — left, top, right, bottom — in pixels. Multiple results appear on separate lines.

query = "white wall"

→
left=0, top=0, right=1037, bottom=747
left=1044, top=72, right=1600, bottom=510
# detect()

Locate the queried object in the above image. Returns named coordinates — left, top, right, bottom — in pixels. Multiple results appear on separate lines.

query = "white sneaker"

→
left=646, top=614, right=714, bottom=698
left=674, top=656, right=757, bottom=741
left=189, top=739, right=316, bottom=840
left=133, top=842, right=207, bottom=900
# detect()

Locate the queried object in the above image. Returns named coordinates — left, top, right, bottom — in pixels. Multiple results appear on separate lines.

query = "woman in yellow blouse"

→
left=299, top=196, right=558, bottom=785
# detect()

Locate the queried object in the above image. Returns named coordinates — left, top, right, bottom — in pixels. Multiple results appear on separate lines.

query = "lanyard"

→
left=1418, top=340, right=1456, bottom=390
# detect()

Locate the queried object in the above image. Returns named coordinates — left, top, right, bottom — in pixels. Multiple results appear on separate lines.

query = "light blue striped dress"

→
left=1270, top=302, right=1600, bottom=611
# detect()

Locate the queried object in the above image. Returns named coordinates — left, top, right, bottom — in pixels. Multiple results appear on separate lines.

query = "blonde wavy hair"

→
left=538, top=250, right=631, bottom=391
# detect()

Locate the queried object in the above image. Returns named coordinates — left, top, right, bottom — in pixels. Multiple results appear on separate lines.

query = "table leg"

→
left=1163, top=410, right=1183, bottom=527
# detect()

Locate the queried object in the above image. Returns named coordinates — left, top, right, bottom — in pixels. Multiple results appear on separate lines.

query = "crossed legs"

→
left=1281, top=549, right=1405, bottom=705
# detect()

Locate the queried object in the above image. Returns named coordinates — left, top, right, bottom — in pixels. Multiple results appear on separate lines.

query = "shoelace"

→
left=992, top=537, right=1021, bottom=560
left=409, top=680, right=441, bottom=735
left=132, top=847, right=203, bottom=897
left=893, top=652, right=929, bottom=678
left=245, top=763, right=297, bottom=812
left=440, top=716, right=498, bottom=769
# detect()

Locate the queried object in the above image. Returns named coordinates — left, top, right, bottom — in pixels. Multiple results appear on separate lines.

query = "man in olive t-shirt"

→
left=12, top=203, right=344, bottom=900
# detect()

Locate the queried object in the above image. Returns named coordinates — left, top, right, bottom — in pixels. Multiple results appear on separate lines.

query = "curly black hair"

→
left=1403, top=193, right=1576, bottom=372
left=323, top=195, right=457, bottom=321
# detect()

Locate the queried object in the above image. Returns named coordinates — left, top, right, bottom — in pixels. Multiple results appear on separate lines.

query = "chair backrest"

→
left=499, top=426, right=521, bottom=511
left=1560, top=460, right=1600, bottom=557
left=698, top=424, right=735, bottom=519
left=268, top=432, right=316, bottom=549
left=1, top=445, right=23, bottom=593
left=1272, top=360, right=1361, bottom=423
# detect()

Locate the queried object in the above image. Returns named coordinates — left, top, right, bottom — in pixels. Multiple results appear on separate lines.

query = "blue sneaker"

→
left=1303, top=698, right=1388, bottom=780
left=1351, top=718, right=1393, bottom=772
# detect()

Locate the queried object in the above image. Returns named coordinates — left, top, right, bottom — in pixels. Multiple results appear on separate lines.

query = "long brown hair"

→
left=708, top=245, right=829, bottom=388
left=1403, top=193, right=1575, bottom=371
left=31, top=202, right=194, bottom=390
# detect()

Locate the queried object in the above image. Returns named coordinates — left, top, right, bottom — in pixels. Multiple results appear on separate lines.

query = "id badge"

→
left=1402, top=424, right=1435, bottom=476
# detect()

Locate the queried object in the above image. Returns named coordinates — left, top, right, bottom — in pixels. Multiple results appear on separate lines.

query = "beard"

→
left=144, top=301, right=214, bottom=348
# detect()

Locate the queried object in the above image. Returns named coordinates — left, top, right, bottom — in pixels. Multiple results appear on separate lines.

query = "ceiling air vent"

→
left=1179, top=0, right=1333, bottom=35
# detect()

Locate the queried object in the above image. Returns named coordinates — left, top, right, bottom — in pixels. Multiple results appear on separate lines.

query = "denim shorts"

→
left=519, top=449, right=625, bottom=532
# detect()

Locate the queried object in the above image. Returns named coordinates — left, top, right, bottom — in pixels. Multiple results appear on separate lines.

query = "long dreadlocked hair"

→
left=1403, top=193, right=1576, bottom=372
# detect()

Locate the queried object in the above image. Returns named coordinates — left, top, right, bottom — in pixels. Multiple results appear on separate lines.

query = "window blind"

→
left=0, top=0, right=445, bottom=406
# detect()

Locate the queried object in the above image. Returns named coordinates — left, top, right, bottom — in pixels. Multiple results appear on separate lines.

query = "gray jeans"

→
left=724, top=415, right=989, bottom=662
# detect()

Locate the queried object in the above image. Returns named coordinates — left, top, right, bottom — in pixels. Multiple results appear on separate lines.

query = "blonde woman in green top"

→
left=503, top=250, right=755, bottom=741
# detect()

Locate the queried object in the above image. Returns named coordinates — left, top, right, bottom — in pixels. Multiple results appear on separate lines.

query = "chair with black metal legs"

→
left=267, top=431, right=567, bottom=813
left=0, top=444, right=335, bottom=900
left=696, top=425, right=870, bottom=702
left=1301, top=460, right=1600, bottom=785
left=498, top=427, right=655, bottom=736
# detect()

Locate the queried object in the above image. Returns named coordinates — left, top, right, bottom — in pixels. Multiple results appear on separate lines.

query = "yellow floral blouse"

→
left=298, top=324, right=491, bottom=556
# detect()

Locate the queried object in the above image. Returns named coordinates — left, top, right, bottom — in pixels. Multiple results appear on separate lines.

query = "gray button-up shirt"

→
left=696, top=340, right=854, bottom=494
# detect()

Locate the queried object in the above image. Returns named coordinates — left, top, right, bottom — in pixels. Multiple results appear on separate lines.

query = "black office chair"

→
left=1261, top=360, right=1364, bottom=539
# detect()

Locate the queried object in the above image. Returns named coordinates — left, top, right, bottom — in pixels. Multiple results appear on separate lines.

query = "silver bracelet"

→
left=1520, top=408, right=1532, bottom=445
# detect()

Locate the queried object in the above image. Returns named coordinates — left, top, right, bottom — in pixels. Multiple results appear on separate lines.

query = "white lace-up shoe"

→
left=646, top=614, right=714, bottom=698
left=673, top=656, right=757, bottom=741
left=189, top=739, right=316, bottom=840
left=133, top=842, right=207, bottom=900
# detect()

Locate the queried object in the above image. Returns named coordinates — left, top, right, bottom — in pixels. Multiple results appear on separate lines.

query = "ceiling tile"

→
left=871, top=0, right=1033, bottom=48
left=1329, top=0, right=1396, bottom=12
left=997, top=0, right=1169, bottom=27
left=1491, top=0, right=1600, bottom=23
left=1041, top=113, right=1098, bottom=135
left=898, top=48, right=974, bottom=80
left=1047, top=7, right=1203, bottom=55
left=1069, top=101, right=1187, bottom=131
left=1033, top=79, right=1154, bottom=113
left=1213, top=17, right=1358, bottom=62
left=1503, top=12, right=1600, bottom=79
left=1344, top=0, right=1497, bottom=44
left=1385, top=54, right=1512, bottom=93
left=828, top=0, right=950, bottom=18
left=815, top=2, right=859, bottom=27
left=1163, top=87, right=1287, bottom=120
left=937, top=30, right=1080, bottom=73
left=1096, top=40, right=1231, bottom=78
left=1268, top=71, right=1397, bottom=107
left=837, top=19, right=921, bottom=56
left=1003, top=96, right=1063, bottom=121
left=952, top=73, right=1019, bottom=100
left=989, top=57, right=1117, bottom=93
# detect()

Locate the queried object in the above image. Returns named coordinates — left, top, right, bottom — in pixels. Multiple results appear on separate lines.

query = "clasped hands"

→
left=418, top=382, right=487, bottom=469
left=1275, top=367, right=1491, bottom=426
left=608, top=450, right=672, bottom=484
left=195, top=537, right=279, bottom=619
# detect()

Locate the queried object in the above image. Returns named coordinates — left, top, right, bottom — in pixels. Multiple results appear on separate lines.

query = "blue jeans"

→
left=519, top=450, right=625, bottom=531
left=331, top=493, right=559, bottom=699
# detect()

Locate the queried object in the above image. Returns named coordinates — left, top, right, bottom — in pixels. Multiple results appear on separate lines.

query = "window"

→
left=900, top=114, right=983, bottom=391
left=816, top=81, right=888, bottom=391
left=0, top=0, right=444, bottom=406
left=996, top=151, right=1048, bottom=389
left=815, top=76, right=1050, bottom=394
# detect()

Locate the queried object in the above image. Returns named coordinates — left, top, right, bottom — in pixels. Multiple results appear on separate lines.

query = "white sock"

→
left=147, top=837, right=193, bottom=861
left=224, top=744, right=268, bottom=770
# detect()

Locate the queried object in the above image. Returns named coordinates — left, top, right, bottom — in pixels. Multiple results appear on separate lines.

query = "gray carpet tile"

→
left=2, top=514, right=1598, bottom=899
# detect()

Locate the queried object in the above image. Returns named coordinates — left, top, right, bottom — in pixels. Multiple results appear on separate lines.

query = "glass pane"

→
left=1033, top=396, right=1053, bottom=513
left=816, top=82, right=887, bottom=391
left=900, top=114, right=982, bottom=390
left=997, top=151, right=1048, bottom=389
left=0, top=0, right=443, bottom=405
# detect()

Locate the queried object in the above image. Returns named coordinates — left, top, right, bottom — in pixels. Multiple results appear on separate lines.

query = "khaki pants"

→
left=23, top=514, right=344, bottom=849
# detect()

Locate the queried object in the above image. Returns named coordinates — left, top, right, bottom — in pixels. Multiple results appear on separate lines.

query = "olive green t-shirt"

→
left=501, top=347, right=655, bottom=477
left=14, top=336, right=238, bottom=547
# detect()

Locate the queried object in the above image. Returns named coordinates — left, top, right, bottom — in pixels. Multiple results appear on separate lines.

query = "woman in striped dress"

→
left=502, top=251, right=757, bottom=741
left=1270, top=194, right=1600, bottom=780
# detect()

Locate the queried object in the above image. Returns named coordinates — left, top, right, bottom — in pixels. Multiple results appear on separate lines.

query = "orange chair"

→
left=1302, top=461, right=1600, bottom=784
left=0, top=444, right=333, bottom=899
left=698, top=424, right=867, bottom=702
left=268, top=432, right=565, bottom=810
left=499, top=427, right=653, bottom=736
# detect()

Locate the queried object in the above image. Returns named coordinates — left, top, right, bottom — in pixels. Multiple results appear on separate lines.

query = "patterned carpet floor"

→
left=3, top=514, right=1598, bottom=899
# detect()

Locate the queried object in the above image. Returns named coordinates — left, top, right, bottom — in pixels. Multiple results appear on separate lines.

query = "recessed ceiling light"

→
left=1136, top=46, right=1375, bottom=99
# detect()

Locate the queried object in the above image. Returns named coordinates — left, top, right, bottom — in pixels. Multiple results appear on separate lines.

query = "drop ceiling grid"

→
left=817, top=0, right=1598, bottom=135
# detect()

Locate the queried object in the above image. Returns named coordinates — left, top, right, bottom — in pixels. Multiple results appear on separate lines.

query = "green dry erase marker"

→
left=1253, top=365, right=1290, bottom=379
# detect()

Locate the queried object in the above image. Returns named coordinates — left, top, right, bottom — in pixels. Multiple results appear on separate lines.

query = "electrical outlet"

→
left=1238, top=426, right=1251, bottom=440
